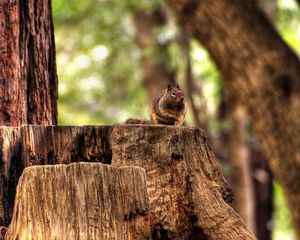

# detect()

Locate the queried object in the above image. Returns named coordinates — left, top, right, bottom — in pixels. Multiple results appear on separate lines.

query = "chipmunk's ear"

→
left=176, top=84, right=180, bottom=89
left=167, top=84, right=171, bottom=91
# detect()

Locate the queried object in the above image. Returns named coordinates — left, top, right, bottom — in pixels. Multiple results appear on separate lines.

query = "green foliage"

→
left=277, top=0, right=300, bottom=54
left=53, top=0, right=159, bottom=124
left=273, top=183, right=296, bottom=240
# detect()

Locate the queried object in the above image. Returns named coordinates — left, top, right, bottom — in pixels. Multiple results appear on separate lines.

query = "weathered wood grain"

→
left=21, top=125, right=112, bottom=166
left=0, top=127, right=22, bottom=226
left=5, top=163, right=150, bottom=240
left=1, top=125, right=256, bottom=239
left=112, top=125, right=255, bottom=240
left=0, top=126, right=111, bottom=226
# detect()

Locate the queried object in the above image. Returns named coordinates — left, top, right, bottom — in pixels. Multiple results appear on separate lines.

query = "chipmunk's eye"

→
left=171, top=93, right=176, bottom=97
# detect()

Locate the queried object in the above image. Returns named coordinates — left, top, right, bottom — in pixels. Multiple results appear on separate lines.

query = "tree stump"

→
left=5, top=163, right=150, bottom=240
left=0, top=126, right=111, bottom=226
left=1, top=125, right=256, bottom=239
left=111, top=125, right=255, bottom=239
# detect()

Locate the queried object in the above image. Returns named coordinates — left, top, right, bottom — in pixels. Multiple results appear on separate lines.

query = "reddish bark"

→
left=0, top=0, right=58, bottom=227
left=0, top=0, right=57, bottom=126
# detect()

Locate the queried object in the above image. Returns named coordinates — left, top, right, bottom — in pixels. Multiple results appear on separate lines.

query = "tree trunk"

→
left=250, top=142, right=273, bottom=240
left=228, top=105, right=255, bottom=232
left=0, top=0, right=58, bottom=126
left=2, top=125, right=256, bottom=239
left=179, top=30, right=206, bottom=129
left=5, top=163, right=150, bottom=240
left=253, top=2, right=275, bottom=239
left=168, top=1, right=300, bottom=238
left=217, top=91, right=272, bottom=239
left=133, top=8, right=176, bottom=102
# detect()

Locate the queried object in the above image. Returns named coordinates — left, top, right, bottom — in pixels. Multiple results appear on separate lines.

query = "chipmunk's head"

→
left=163, top=84, right=185, bottom=107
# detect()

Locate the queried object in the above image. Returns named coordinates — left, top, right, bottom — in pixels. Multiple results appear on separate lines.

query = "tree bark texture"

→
left=5, top=163, right=150, bottom=240
left=0, top=126, right=111, bottom=226
left=1, top=125, right=256, bottom=239
left=0, top=0, right=57, bottom=126
left=168, top=1, right=300, bottom=238
left=133, top=8, right=176, bottom=102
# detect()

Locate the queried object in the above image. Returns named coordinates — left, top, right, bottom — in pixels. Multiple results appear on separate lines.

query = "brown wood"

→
left=258, top=0, right=277, bottom=22
left=249, top=142, right=273, bottom=240
left=5, top=163, right=150, bottom=240
left=168, top=1, right=300, bottom=238
left=228, top=105, right=255, bottom=231
left=180, top=30, right=205, bottom=129
left=111, top=125, right=255, bottom=239
left=0, top=0, right=57, bottom=126
left=0, top=127, right=22, bottom=226
left=0, top=126, right=111, bottom=226
left=1, top=125, right=256, bottom=239
left=253, top=2, right=275, bottom=239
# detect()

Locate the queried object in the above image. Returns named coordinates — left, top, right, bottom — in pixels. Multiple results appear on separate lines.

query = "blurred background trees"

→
left=52, top=0, right=300, bottom=239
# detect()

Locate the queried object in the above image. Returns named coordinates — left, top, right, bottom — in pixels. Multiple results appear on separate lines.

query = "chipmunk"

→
left=125, top=85, right=187, bottom=126
left=150, top=85, right=187, bottom=126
